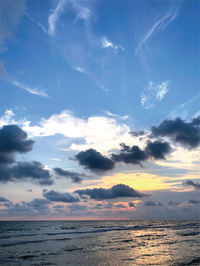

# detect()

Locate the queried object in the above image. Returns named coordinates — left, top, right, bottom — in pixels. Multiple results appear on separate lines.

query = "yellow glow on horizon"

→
left=99, top=172, right=174, bottom=191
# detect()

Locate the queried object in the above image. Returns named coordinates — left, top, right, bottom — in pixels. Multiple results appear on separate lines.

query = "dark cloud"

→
left=0, top=196, right=9, bottom=202
left=53, top=167, right=85, bottom=183
left=75, top=184, right=147, bottom=200
left=183, top=180, right=200, bottom=189
left=43, top=190, right=80, bottom=203
left=0, top=152, right=14, bottom=164
left=0, top=125, right=53, bottom=186
left=130, top=130, right=145, bottom=137
left=151, top=117, right=200, bottom=148
left=115, top=203, right=126, bottom=208
left=104, top=203, right=113, bottom=209
left=2, top=198, right=50, bottom=215
left=144, top=201, right=163, bottom=206
left=0, top=125, right=34, bottom=163
left=112, top=144, right=147, bottom=165
left=27, top=198, right=50, bottom=210
left=112, top=141, right=171, bottom=166
left=0, top=161, right=53, bottom=185
left=53, top=205, right=64, bottom=209
left=128, top=202, right=135, bottom=207
left=145, top=141, right=171, bottom=159
left=188, top=199, right=200, bottom=205
left=75, top=149, right=114, bottom=172
left=0, top=0, right=25, bottom=52
left=68, top=204, right=88, bottom=212
left=0, top=125, right=34, bottom=153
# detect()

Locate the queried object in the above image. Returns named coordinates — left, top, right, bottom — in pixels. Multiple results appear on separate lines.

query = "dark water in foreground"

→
left=0, top=220, right=199, bottom=265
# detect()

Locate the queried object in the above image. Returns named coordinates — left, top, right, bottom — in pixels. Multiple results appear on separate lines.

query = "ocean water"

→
left=0, top=220, right=199, bottom=265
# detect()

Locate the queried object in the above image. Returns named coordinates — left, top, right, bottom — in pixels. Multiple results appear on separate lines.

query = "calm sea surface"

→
left=0, top=220, right=199, bottom=265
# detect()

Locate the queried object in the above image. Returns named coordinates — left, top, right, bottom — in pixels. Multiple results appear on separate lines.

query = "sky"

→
left=0, top=0, right=199, bottom=220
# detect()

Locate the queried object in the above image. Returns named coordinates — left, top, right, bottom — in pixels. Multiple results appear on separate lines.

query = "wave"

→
left=179, top=231, right=200, bottom=237
left=1, top=239, right=50, bottom=247
left=0, top=233, right=37, bottom=240
left=63, top=245, right=83, bottom=252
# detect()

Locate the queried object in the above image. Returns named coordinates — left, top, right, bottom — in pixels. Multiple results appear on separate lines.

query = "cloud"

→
left=75, top=184, right=147, bottom=200
left=111, top=140, right=171, bottom=166
left=0, top=125, right=55, bottom=185
left=115, top=203, right=126, bottom=209
left=24, top=12, right=48, bottom=35
left=0, top=125, right=34, bottom=164
left=128, top=202, right=135, bottom=207
left=68, top=0, right=91, bottom=21
left=0, top=197, right=9, bottom=202
left=0, top=0, right=25, bottom=52
left=170, top=92, right=200, bottom=119
left=43, top=190, right=80, bottom=203
left=183, top=180, right=200, bottom=190
left=50, top=158, right=60, bottom=161
left=53, top=167, right=86, bottom=183
left=2, top=198, right=51, bottom=215
left=12, top=80, right=49, bottom=98
left=0, top=125, right=34, bottom=154
left=75, top=149, right=114, bottom=172
left=48, top=0, right=66, bottom=36
left=145, top=141, right=171, bottom=160
left=68, top=204, right=88, bottom=212
left=112, top=144, right=147, bottom=166
left=74, top=66, right=85, bottom=73
left=0, top=61, right=7, bottom=78
left=144, top=201, right=163, bottom=207
left=103, top=110, right=128, bottom=121
left=130, top=130, right=145, bottom=137
left=151, top=116, right=200, bottom=148
left=48, top=0, right=90, bottom=36
left=0, top=110, right=17, bottom=128
left=141, top=81, right=169, bottom=109
left=0, top=161, right=53, bottom=185
left=101, top=36, right=124, bottom=51
left=27, top=198, right=50, bottom=210
left=22, top=110, right=133, bottom=153
left=0, top=60, right=48, bottom=98
left=135, top=5, right=179, bottom=54
left=74, top=140, right=172, bottom=173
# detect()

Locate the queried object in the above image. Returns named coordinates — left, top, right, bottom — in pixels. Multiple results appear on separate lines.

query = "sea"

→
left=0, top=220, right=199, bottom=265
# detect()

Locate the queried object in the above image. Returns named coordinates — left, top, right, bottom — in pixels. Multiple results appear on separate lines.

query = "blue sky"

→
left=0, top=0, right=199, bottom=220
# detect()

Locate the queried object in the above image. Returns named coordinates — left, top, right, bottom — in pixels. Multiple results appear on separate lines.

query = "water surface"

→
left=0, top=220, right=199, bottom=265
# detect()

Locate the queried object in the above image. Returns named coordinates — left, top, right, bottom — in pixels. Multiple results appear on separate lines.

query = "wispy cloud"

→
left=0, top=61, right=49, bottom=98
left=48, top=0, right=66, bottom=36
left=50, top=158, right=61, bottom=161
left=170, top=92, right=200, bottom=119
left=74, top=66, right=86, bottom=73
left=0, top=0, right=25, bottom=52
left=24, top=12, right=48, bottom=35
left=135, top=5, right=180, bottom=54
left=12, top=80, right=49, bottom=98
left=141, top=80, right=169, bottom=109
left=48, top=0, right=91, bottom=36
left=101, top=36, right=124, bottom=51
left=0, top=61, right=7, bottom=78
left=103, top=110, right=128, bottom=120
left=70, top=0, right=91, bottom=21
